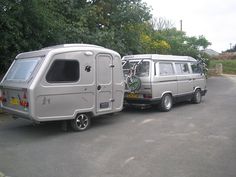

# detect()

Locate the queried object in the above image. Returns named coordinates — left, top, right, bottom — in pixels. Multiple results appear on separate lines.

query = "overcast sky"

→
left=144, top=0, right=236, bottom=52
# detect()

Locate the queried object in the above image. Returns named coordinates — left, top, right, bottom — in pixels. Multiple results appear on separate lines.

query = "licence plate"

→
left=127, top=93, right=139, bottom=99
left=10, top=98, right=19, bottom=105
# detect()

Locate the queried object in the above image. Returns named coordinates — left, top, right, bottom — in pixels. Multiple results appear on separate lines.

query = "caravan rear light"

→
left=20, top=100, right=29, bottom=107
left=0, top=90, right=2, bottom=102
left=143, top=94, right=152, bottom=99
left=20, top=89, right=29, bottom=108
left=0, top=91, right=7, bottom=102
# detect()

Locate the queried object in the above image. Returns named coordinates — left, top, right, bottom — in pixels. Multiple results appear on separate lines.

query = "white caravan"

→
left=0, top=44, right=124, bottom=131
left=122, top=54, right=207, bottom=111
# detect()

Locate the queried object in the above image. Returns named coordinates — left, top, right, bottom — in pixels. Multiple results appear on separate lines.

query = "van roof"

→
left=122, top=54, right=197, bottom=62
left=16, top=44, right=118, bottom=59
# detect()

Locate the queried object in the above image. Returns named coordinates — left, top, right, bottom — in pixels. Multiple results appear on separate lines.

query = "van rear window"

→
left=123, top=61, right=150, bottom=77
left=6, top=57, right=40, bottom=81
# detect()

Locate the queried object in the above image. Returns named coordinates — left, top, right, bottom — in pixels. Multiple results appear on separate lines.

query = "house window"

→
left=159, top=63, right=174, bottom=76
left=46, top=60, right=79, bottom=83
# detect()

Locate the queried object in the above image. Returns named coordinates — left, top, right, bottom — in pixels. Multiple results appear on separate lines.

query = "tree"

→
left=0, top=0, right=211, bottom=75
left=0, top=0, right=152, bottom=73
left=151, top=28, right=211, bottom=58
left=84, top=0, right=152, bottom=55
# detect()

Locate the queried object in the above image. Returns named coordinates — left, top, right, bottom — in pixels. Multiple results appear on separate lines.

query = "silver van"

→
left=0, top=44, right=124, bottom=131
left=122, top=54, right=207, bottom=111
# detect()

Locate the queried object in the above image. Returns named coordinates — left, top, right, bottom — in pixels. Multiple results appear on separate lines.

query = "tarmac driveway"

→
left=0, top=75, right=236, bottom=177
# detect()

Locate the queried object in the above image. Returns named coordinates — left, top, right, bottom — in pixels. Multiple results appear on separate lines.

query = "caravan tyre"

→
left=160, top=94, right=173, bottom=112
left=71, top=113, right=91, bottom=131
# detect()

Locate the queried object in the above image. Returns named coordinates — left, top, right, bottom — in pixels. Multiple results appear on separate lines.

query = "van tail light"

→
left=143, top=94, right=152, bottom=99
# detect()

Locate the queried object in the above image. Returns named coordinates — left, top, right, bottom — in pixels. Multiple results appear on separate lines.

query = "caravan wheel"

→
left=71, top=113, right=91, bottom=131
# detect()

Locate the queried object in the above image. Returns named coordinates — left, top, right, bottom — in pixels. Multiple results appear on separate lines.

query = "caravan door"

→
left=96, top=54, right=113, bottom=113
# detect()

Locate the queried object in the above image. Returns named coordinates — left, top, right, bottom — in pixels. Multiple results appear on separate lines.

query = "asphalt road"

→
left=0, top=76, right=236, bottom=177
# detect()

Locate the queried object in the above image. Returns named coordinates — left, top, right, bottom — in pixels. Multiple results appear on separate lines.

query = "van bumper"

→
left=124, top=98, right=161, bottom=107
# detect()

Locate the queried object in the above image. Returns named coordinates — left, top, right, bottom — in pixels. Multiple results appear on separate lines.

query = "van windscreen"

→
left=6, top=57, right=41, bottom=81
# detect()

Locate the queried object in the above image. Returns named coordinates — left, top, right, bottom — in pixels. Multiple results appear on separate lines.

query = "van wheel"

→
left=160, top=94, right=173, bottom=112
left=71, top=113, right=91, bottom=131
left=192, top=89, right=202, bottom=104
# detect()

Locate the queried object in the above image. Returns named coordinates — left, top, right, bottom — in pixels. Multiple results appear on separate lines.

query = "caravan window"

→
left=5, top=57, right=41, bottom=81
left=46, top=60, right=80, bottom=83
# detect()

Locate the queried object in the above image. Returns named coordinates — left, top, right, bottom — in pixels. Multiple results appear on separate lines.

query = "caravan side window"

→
left=159, top=63, right=174, bottom=76
left=175, top=63, right=190, bottom=75
left=46, top=60, right=80, bottom=83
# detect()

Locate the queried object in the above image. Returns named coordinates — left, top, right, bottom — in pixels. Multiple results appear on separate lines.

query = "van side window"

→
left=46, top=60, right=79, bottom=83
left=159, top=63, right=174, bottom=76
left=175, top=63, right=190, bottom=74
left=191, top=62, right=202, bottom=73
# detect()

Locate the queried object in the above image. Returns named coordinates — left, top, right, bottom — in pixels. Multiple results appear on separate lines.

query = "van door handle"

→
left=97, top=85, right=101, bottom=90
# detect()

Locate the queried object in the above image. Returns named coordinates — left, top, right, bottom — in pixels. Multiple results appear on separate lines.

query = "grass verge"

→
left=209, top=59, right=236, bottom=74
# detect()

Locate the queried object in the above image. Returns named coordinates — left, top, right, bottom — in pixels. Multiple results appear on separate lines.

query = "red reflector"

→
left=0, top=91, right=7, bottom=102
left=0, top=97, right=6, bottom=102
left=20, top=100, right=28, bottom=107
left=143, top=94, right=152, bottom=99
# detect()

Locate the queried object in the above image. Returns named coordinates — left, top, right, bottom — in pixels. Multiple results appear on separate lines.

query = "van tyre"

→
left=192, top=89, right=202, bottom=104
left=71, top=113, right=91, bottom=131
left=160, top=94, right=173, bottom=112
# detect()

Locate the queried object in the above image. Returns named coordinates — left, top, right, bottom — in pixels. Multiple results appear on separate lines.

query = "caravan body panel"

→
left=0, top=44, right=124, bottom=122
